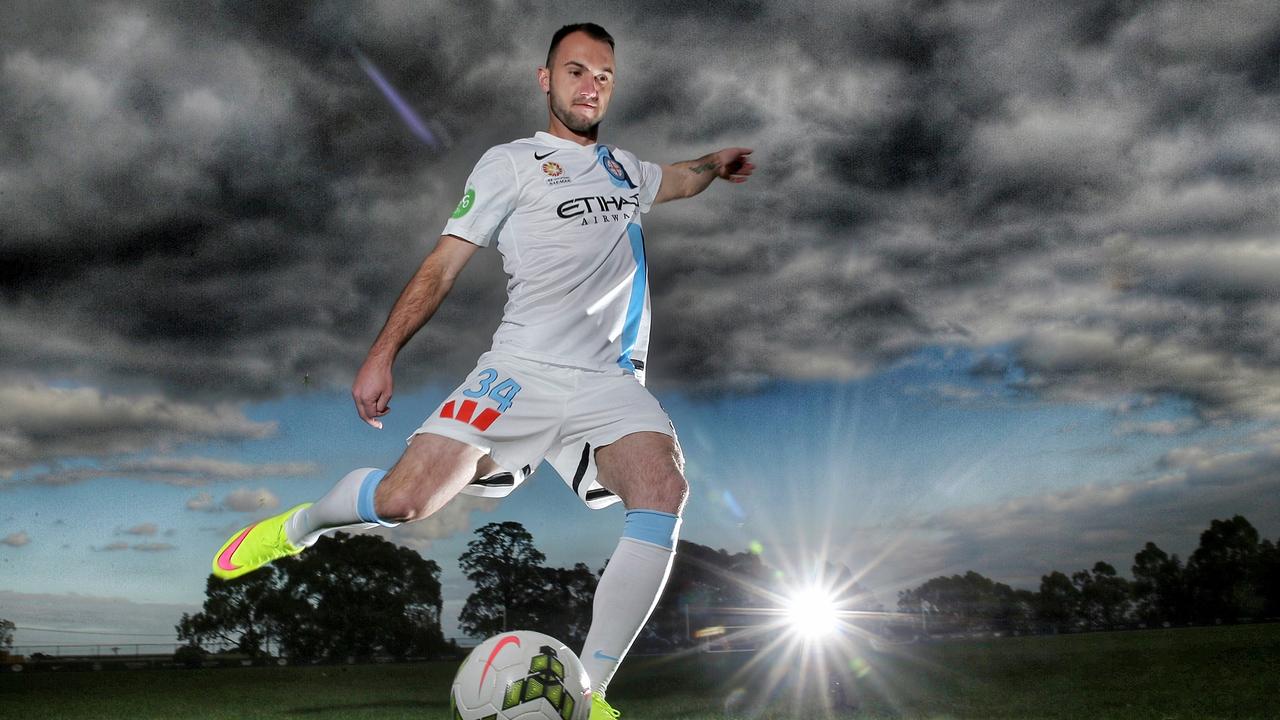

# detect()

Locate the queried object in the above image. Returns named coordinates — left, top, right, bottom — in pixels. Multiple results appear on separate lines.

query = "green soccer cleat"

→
left=590, top=693, right=621, bottom=720
left=211, top=503, right=311, bottom=580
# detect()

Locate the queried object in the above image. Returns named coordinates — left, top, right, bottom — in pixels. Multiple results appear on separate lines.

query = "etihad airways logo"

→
left=557, top=193, right=640, bottom=225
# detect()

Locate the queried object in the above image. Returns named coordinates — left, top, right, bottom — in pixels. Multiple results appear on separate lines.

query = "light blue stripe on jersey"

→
left=356, top=468, right=396, bottom=527
left=623, top=509, right=681, bottom=550
left=617, top=223, right=647, bottom=373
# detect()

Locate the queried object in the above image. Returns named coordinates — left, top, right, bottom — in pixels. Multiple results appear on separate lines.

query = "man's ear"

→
left=537, top=67, right=550, bottom=94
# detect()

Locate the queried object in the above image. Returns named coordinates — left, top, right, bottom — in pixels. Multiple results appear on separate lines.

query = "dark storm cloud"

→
left=0, top=0, right=529, bottom=401
left=641, top=0, right=1280, bottom=425
left=2, top=0, right=1279, bottom=430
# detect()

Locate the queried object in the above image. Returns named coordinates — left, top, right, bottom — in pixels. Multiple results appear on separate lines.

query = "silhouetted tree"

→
left=1072, top=562, right=1132, bottom=629
left=643, top=541, right=775, bottom=649
left=274, top=532, right=445, bottom=660
left=0, top=618, right=14, bottom=656
left=177, top=568, right=281, bottom=658
left=181, top=532, right=447, bottom=660
left=459, top=522, right=548, bottom=636
left=1132, top=542, right=1191, bottom=626
left=1003, top=588, right=1040, bottom=634
left=1035, top=571, right=1079, bottom=633
left=898, top=571, right=1030, bottom=634
left=532, top=563, right=598, bottom=649
left=1187, top=515, right=1264, bottom=623
left=1256, top=537, right=1280, bottom=618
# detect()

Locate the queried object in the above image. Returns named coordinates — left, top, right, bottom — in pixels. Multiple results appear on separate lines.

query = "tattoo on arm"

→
left=689, top=160, right=720, bottom=174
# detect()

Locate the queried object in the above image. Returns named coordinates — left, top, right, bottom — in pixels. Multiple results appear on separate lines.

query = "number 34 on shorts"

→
left=439, top=368, right=522, bottom=431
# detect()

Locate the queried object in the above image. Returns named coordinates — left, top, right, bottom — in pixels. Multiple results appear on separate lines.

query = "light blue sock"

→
left=580, top=509, right=681, bottom=693
left=286, top=467, right=399, bottom=547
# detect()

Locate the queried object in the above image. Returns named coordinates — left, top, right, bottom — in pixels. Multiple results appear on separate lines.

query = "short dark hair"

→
left=545, top=23, right=615, bottom=67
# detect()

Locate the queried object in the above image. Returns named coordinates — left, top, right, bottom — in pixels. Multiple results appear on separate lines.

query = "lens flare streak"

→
left=353, top=49, right=440, bottom=147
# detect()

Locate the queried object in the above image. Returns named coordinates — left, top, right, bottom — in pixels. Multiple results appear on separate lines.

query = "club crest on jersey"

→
left=541, top=160, right=571, bottom=186
left=596, top=146, right=637, bottom=189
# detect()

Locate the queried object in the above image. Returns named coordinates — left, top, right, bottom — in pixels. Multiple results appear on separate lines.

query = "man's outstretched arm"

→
left=352, top=235, right=479, bottom=428
left=654, top=147, right=755, bottom=204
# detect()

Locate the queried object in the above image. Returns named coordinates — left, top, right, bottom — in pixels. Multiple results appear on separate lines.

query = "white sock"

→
left=580, top=510, right=680, bottom=694
left=285, top=467, right=397, bottom=547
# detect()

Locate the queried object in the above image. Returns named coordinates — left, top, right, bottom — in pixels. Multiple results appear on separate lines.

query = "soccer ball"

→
left=450, top=631, right=591, bottom=720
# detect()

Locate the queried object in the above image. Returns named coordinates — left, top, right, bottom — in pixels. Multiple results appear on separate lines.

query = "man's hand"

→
left=710, top=147, right=754, bottom=184
left=352, top=355, right=394, bottom=429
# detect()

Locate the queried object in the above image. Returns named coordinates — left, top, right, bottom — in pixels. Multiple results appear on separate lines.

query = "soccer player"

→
left=212, top=22, right=753, bottom=718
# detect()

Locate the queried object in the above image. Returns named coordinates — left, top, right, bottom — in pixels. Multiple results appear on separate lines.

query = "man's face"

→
left=539, top=32, right=616, bottom=134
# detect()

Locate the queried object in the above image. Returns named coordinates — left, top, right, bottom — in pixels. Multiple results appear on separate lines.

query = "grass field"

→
left=3, top=624, right=1277, bottom=719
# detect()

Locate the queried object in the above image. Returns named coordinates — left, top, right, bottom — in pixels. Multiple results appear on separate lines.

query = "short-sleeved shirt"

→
left=442, top=131, right=663, bottom=374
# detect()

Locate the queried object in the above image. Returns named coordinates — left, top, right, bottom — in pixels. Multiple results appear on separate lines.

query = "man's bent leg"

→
left=374, top=432, right=489, bottom=522
left=290, top=432, right=488, bottom=542
left=580, top=431, right=688, bottom=696
left=216, top=433, right=487, bottom=579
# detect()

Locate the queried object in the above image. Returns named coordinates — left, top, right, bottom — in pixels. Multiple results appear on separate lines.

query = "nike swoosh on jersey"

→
left=534, top=150, right=558, bottom=160
left=479, top=634, right=522, bottom=691
left=592, top=649, right=620, bottom=662
left=216, top=523, right=257, bottom=572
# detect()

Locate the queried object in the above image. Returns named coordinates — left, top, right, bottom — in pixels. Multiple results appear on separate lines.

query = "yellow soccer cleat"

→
left=590, top=693, right=621, bottom=720
left=211, top=503, right=311, bottom=580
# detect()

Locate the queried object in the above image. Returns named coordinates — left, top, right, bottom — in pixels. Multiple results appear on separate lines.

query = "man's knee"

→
left=652, top=471, right=689, bottom=515
left=374, top=433, right=485, bottom=522
left=373, top=481, right=422, bottom=523
left=596, top=432, right=689, bottom=514
left=619, top=465, right=689, bottom=515
left=611, top=461, right=686, bottom=512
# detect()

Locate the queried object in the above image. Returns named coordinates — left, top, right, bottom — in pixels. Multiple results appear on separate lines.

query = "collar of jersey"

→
left=534, top=131, right=602, bottom=152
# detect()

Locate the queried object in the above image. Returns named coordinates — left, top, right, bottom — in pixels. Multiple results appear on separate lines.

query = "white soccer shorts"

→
left=410, top=351, right=675, bottom=509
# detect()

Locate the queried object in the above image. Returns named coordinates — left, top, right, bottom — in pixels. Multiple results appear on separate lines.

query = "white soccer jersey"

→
left=442, top=131, right=662, bottom=374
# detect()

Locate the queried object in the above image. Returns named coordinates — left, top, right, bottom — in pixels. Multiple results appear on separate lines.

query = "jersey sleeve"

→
left=637, top=158, right=663, bottom=213
left=441, top=147, right=519, bottom=247
left=616, top=148, right=663, bottom=214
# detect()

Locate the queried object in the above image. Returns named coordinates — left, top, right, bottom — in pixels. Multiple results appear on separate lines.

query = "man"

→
left=212, top=22, right=753, bottom=718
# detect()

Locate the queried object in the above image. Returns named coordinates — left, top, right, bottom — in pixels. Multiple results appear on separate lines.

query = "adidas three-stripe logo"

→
left=440, top=399, right=502, bottom=431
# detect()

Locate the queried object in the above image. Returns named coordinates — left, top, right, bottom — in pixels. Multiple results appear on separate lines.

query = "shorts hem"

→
left=459, top=484, right=516, bottom=499
left=583, top=422, right=676, bottom=452
left=406, top=425, right=530, bottom=478
left=582, top=492, right=623, bottom=510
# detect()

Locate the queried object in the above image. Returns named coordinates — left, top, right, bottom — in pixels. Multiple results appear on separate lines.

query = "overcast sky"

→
left=2, top=0, right=1279, bottom=647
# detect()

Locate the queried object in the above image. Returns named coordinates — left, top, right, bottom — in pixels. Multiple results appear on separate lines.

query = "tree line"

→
left=175, top=520, right=799, bottom=659
left=896, top=515, right=1280, bottom=635
left=175, top=522, right=608, bottom=661
left=175, top=514, right=1278, bottom=661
